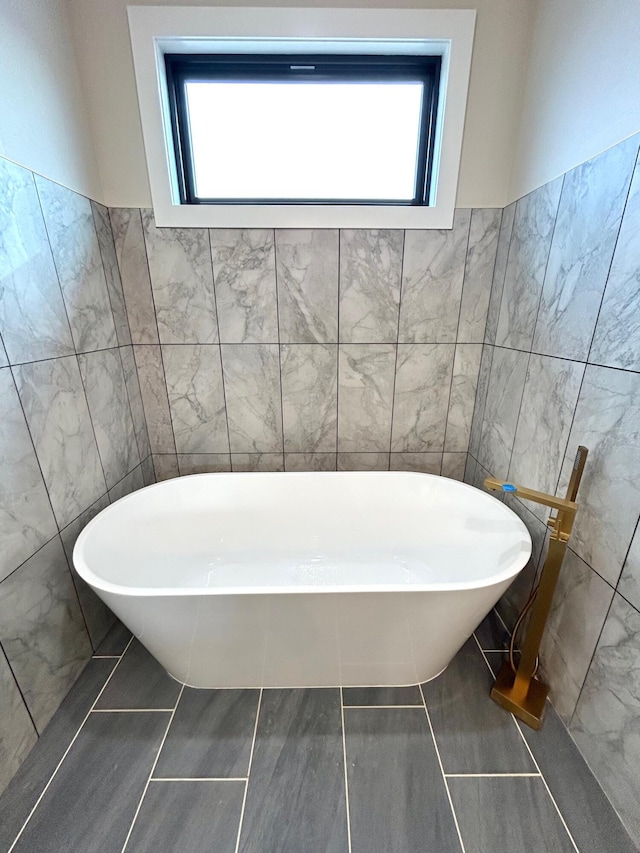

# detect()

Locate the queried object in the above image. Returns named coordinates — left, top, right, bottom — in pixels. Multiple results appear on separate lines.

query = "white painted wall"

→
left=510, top=0, right=640, bottom=202
left=0, top=0, right=102, bottom=199
left=66, top=0, right=535, bottom=209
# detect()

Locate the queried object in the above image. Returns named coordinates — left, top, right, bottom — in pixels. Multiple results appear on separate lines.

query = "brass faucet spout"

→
left=482, top=477, right=577, bottom=515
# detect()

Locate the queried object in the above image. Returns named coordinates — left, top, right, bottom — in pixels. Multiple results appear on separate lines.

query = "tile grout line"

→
left=418, top=683, right=467, bottom=853
left=120, top=682, right=185, bottom=852
left=340, top=688, right=353, bottom=853
left=91, top=708, right=175, bottom=713
left=7, top=635, right=135, bottom=853
left=444, top=772, right=540, bottom=778
left=233, top=687, right=263, bottom=853
left=341, top=704, right=423, bottom=709
left=150, top=777, right=248, bottom=782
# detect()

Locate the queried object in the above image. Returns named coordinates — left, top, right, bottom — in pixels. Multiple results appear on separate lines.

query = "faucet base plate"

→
left=490, top=661, right=549, bottom=730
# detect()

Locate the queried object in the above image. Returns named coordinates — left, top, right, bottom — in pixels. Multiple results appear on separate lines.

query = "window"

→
left=165, top=54, right=440, bottom=206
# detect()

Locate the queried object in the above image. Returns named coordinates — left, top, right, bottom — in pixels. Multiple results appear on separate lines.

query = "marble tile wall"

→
left=467, top=132, right=640, bottom=846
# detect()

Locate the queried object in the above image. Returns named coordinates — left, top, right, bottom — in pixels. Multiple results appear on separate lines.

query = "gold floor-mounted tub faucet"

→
left=483, top=445, right=588, bottom=730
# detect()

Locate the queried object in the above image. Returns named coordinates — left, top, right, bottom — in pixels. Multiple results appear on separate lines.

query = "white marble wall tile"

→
left=280, top=344, right=337, bottom=452
left=221, top=344, right=282, bottom=453
left=119, top=346, right=151, bottom=461
left=133, top=345, right=176, bottom=454
left=468, top=344, right=494, bottom=459
left=389, top=452, right=442, bottom=474
left=284, top=453, right=337, bottom=472
left=210, top=229, right=278, bottom=343
left=590, top=154, right=640, bottom=371
left=109, top=208, right=159, bottom=345
left=340, top=229, right=404, bottom=342
left=0, top=648, right=37, bottom=796
left=0, top=336, right=7, bottom=368
left=275, top=229, right=338, bottom=342
left=231, top=453, right=284, bottom=472
left=35, top=176, right=116, bottom=353
left=338, top=344, right=396, bottom=452
left=0, top=159, right=74, bottom=364
left=78, top=349, right=140, bottom=489
left=442, top=452, right=467, bottom=481
left=495, top=178, right=563, bottom=350
left=485, top=203, right=515, bottom=345
left=177, top=454, right=231, bottom=475
left=0, top=368, right=57, bottom=583
left=445, top=344, right=482, bottom=452
left=571, top=594, right=640, bottom=846
left=162, top=344, right=229, bottom=454
left=458, top=209, right=502, bottom=343
left=59, top=494, right=114, bottom=650
left=337, top=453, right=389, bottom=471
left=463, top=454, right=477, bottom=485
left=399, top=209, right=471, bottom=343
left=0, top=537, right=92, bottom=732
left=109, top=465, right=145, bottom=503
left=533, top=137, right=639, bottom=361
left=618, top=522, right=640, bottom=612
left=478, top=348, right=529, bottom=477
left=508, top=355, right=585, bottom=521
left=14, top=356, right=106, bottom=529
left=90, top=202, right=131, bottom=346
left=142, top=210, right=218, bottom=344
left=557, top=365, right=640, bottom=587
left=153, top=454, right=179, bottom=481
left=391, top=343, right=455, bottom=452
left=141, top=455, right=156, bottom=486
left=540, top=549, right=615, bottom=723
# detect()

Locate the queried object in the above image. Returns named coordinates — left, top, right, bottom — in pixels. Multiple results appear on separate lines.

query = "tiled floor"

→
left=0, top=611, right=636, bottom=853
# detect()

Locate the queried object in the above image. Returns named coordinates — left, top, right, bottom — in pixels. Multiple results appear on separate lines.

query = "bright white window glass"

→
left=185, top=81, right=424, bottom=200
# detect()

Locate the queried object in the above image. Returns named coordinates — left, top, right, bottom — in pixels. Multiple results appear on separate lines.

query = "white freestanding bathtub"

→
left=73, top=472, right=531, bottom=688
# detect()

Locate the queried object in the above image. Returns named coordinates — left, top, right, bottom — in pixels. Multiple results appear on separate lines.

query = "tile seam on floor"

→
left=92, top=655, right=121, bottom=659
left=474, top=637, right=581, bottom=853
left=150, top=777, right=248, bottom=782
left=120, top=683, right=185, bottom=852
left=340, top=687, right=353, bottom=853
left=342, top=704, right=423, bottom=709
left=6, top=635, right=135, bottom=853
left=233, top=687, right=262, bottom=853
left=419, top=683, right=466, bottom=853
left=91, top=708, right=175, bottom=713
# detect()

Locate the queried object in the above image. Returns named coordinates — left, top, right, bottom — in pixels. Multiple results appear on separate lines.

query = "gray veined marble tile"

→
left=91, top=202, right=131, bottom=346
left=570, top=594, right=640, bottom=846
left=281, top=344, right=337, bottom=452
left=590, top=150, right=640, bottom=371
left=539, top=549, right=614, bottom=723
left=14, top=356, right=107, bottom=528
left=134, top=345, right=176, bottom=453
left=284, top=453, right=336, bottom=472
left=557, top=364, right=640, bottom=586
left=485, top=202, right=515, bottom=345
left=508, top=354, right=584, bottom=522
left=0, top=368, right=57, bottom=582
left=0, top=335, right=7, bottom=367
left=162, top=344, right=229, bottom=454
left=0, top=537, right=92, bottom=732
left=441, top=451, right=466, bottom=480
left=336, top=452, right=389, bottom=471
left=0, top=648, right=37, bottom=797
left=337, top=344, right=396, bottom=452
left=109, top=208, right=159, bottom=344
left=210, top=228, right=278, bottom=343
left=534, top=136, right=639, bottom=360
left=618, top=520, right=640, bottom=612
left=275, top=229, right=339, bottom=342
left=463, top=453, right=477, bottom=485
left=119, top=345, right=151, bottom=460
left=389, top=452, right=442, bottom=474
left=153, top=454, right=179, bottom=481
left=399, top=209, right=471, bottom=343
left=230, top=453, right=284, bottom=472
left=141, top=455, right=156, bottom=485
left=0, top=159, right=74, bottom=364
left=496, top=177, right=563, bottom=350
left=468, top=343, right=494, bottom=459
left=458, top=208, right=502, bottom=343
left=497, top=493, right=546, bottom=629
left=35, top=175, right=117, bottom=352
left=477, top=347, right=529, bottom=477
left=177, top=453, right=231, bottom=475
left=142, top=210, right=219, bottom=344
left=78, top=349, right=140, bottom=489
left=340, top=229, right=404, bottom=343
left=445, top=343, right=482, bottom=452
left=222, top=344, right=282, bottom=453
left=109, top=465, right=145, bottom=503
left=391, top=343, right=455, bottom=452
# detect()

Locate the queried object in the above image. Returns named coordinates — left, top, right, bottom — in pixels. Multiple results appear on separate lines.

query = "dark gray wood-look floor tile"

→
left=422, top=639, right=536, bottom=773
left=11, top=712, right=170, bottom=853
left=125, top=781, right=245, bottom=852
left=94, top=640, right=181, bottom=709
left=238, top=688, right=348, bottom=853
left=448, top=777, right=575, bottom=853
left=154, top=688, right=259, bottom=778
left=93, top=621, right=131, bottom=656
left=521, top=705, right=638, bottom=853
left=474, top=609, right=512, bottom=650
left=0, top=658, right=115, bottom=851
left=345, top=708, right=461, bottom=853
left=342, top=685, right=422, bottom=706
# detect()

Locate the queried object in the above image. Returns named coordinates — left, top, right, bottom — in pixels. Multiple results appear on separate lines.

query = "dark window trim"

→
left=164, top=52, right=441, bottom=206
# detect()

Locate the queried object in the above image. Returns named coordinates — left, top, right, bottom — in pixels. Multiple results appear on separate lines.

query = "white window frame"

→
left=128, top=6, right=476, bottom=229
